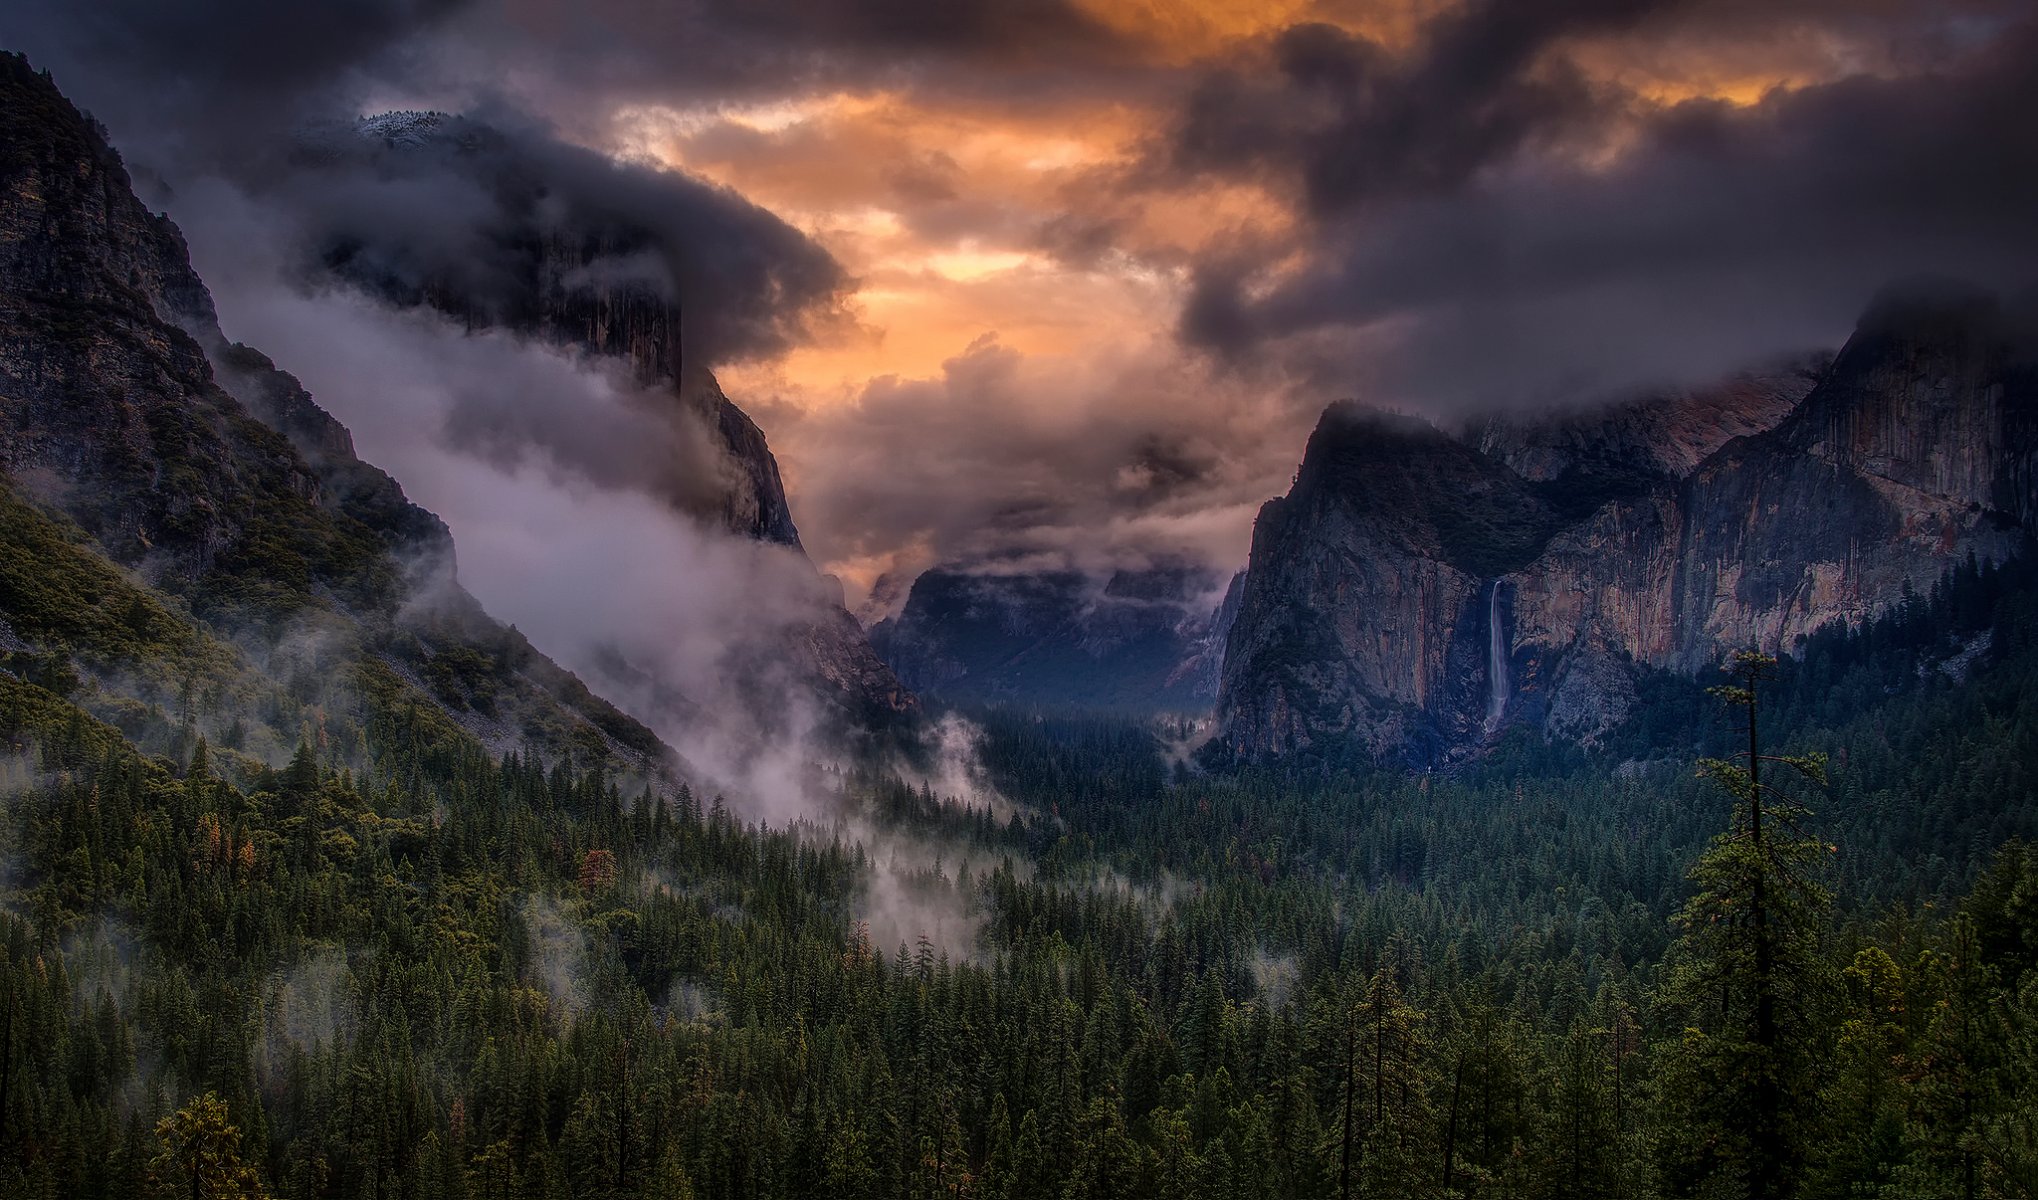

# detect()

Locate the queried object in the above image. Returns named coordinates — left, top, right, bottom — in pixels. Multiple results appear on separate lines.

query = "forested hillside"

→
left=5, top=542, right=2035, bottom=1197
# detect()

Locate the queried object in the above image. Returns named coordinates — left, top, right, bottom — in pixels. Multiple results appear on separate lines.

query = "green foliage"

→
left=0, top=482, right=224, bottom=682
left=1, top=526, right=2034, bottom=1199
left=148, top=1092, right=272, bottom=1200
left=1655, top=653, right=1835, bottom=1200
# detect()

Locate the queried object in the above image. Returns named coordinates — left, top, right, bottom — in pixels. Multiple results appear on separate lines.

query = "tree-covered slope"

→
left=0, top=53, right=672, bottom=780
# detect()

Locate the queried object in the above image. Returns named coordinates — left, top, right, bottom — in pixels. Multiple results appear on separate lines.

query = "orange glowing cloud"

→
left=579, top=0, right=2017, bottom=594
left=608, top=85, right=1269, bottom=405
left=1073, top=0, right=1441, bottom=61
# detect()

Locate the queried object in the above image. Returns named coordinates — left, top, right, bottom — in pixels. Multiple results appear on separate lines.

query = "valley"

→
left=3, top=8, right=2036, bottom=1198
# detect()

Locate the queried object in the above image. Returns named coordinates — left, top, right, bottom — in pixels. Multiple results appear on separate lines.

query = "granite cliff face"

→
left=870, top=562, right=1236, bottom=713
left=0, top=54, right=674, bottom=770
left=292, top=108, right=912, bottom=723
left=309, top=111, right=806, bottom=546
left=1217, top=285, right=2038, bottom=763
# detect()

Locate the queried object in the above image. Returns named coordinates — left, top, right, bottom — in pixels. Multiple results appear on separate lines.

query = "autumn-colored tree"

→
left=148, top=1092, right=271, bottom=1200
left=580, top=848, right=619, bottom=894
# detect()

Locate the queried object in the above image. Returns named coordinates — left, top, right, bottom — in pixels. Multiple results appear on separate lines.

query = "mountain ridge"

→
left=869, top=560, right=1234, bottom=713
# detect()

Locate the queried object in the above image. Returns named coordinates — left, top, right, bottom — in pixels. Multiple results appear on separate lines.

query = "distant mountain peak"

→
left=354, top=109, right=457, bottom=146
left=870, top=559, right=1237, bottom=713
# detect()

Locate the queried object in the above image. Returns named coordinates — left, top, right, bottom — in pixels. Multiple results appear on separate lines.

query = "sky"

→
left=10, top=0, right=2038, bottom=613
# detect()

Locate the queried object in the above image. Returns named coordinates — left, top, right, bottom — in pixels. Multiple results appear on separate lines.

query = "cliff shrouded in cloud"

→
left=9, top=0, right=2038, bottom=643
left=1213, top=280, right=2038, bottom=764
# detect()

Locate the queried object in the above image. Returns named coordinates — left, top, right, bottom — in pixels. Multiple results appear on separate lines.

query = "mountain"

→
left=292, top=108, right=913, bottom=726
left=869, top=561, right=1237, bottom=712
left=0, top=53, right=686, bottom=775
left=306, top=110, right=803, bottom=546
left=1215, top=284, right=2038, bottom=763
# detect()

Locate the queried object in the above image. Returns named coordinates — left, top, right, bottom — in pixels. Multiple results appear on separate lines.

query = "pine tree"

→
left=1803, top=947, right=1909, bottom=1199
left=147, top=1092, right=271, bottom=1200
left=1657, top=652, right=1834, bottom=1200
left=1892, top=917, right=2014, bottom=1200
left=1336, top=968, right=1434, bottom=1200
left=978, top=1094, right=1015, bottom=1199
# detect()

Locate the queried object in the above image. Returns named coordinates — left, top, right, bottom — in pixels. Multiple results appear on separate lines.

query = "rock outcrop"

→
left=1216, top=284, right=2038, bottom=763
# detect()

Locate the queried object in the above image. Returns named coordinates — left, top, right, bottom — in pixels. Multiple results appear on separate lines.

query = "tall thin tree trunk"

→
left=1340, top=1005, right=1357, bottom=1200
left=1748, top=682, right=1784, bottom=1199
left=1442, top=1051, right=1465, bottom=1195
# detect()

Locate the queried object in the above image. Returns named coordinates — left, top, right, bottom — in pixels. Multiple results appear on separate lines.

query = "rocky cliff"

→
left=303, top=110, right=911, bottom=722
left=0, top=53, right=678, bottom=772
left=1216, top=284, right=2038, bottom=763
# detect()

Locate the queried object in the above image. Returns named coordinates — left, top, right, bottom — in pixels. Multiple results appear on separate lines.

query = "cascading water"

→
left=1484, top=580, right=1508, bottom=733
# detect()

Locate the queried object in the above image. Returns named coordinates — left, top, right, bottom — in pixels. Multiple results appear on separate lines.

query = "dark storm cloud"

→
left=1172, top=7, right=2038, bottom=412
left=285, top=110, right=849, bottom=367
left=431, top=0, right=1139, bottom=125
left=666, top=0, right=1117, bottom=61
left=14, top=0, right=2038, bottom=589
left=1173, top=0, right=1664, bottom=217
left=9, top=0, right=852, bottom=365
left=6, top=0, right=855, bottom=544
left=5, top=0, right=461, bottom=94
left=6, top=0, right=1133, bottom=167
left=3, top=0, right=470, bottom=151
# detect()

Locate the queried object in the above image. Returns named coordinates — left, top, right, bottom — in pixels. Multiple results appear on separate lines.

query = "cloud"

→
left=1167, top=6, right=2038, bottom=413
left=168, top=181, right=855, bottom=807
left=10, top=0, right=856, bottom=374
left=748, top=330, right=1304, bottom=597
left=259, top=109, right=847, bottom=371
left=13, top=0, right=2038, bottom=634
left=4, top=0, right=470, bottom=156
left=7, top=0, right=1134, bottom=149
left=1171, top=8, right=1610, bottom=217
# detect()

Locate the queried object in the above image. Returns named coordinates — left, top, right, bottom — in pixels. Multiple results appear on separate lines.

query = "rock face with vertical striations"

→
left=285, top=108, right=914, bottom=725
left=1215, top=282, right=2038, bottom=764
left=0, top=53, right=676, bottom=772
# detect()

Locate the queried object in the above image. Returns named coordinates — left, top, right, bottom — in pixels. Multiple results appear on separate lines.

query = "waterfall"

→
left=1484, top=580, right=1508, bottom=732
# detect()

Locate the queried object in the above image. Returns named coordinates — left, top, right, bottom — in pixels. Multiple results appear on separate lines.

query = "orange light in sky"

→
left=1073, top=0, right=1440, bottom=60
left=611, top=90, right=1247, bottom=403
left=594, top=3, right=1883, bottom=591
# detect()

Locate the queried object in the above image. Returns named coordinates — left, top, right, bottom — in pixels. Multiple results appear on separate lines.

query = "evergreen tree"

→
left=146, top=1092, right=271, bottom=1200
left=1657, top=652, right=1834, bottom=1200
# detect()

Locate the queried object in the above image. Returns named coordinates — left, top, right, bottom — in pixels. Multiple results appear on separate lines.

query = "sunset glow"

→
left=22, top=0, right=2026, bottom=607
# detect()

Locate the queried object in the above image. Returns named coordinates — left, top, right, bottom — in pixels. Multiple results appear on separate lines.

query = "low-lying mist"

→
left=160, top=176, right=1039, bottom=963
